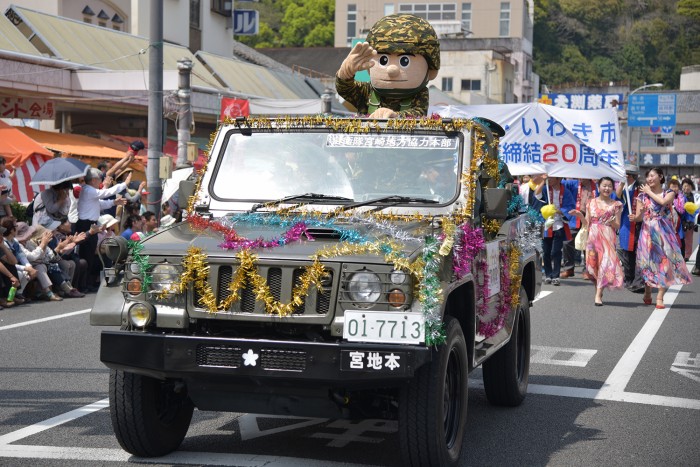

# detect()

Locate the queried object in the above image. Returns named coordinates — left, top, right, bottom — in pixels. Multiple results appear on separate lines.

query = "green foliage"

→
left=678, top=0, right=700, bottom=21
left=535, top=0, right=700, bottom=87
left=10, top=202, right=27, bottom=222
left=236, top=0, right=335, bottom=48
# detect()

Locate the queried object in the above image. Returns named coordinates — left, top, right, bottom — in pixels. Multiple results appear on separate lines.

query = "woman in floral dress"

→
left=630, top=168, right=692, bottom=309
left=570, top=177, right=623, bottom=306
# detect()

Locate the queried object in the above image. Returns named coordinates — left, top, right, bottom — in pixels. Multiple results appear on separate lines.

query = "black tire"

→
left=109, top=369, right=194, bottom=457
left=482, top=286, right=530, bottom=406
left=399, top=315, right=468, bottom=467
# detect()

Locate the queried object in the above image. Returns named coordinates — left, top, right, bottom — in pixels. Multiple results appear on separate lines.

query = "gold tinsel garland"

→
left=169, top=116, right=499, bottom=317
left=482, top=218, right=503, bottom=236
left=508, top=243, right=523, bottom=310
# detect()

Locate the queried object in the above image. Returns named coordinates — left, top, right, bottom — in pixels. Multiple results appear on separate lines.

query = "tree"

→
left=677, top=0, right=700, bottom=21
left=534, top=0, right=700, bottom=87
left=236, top=0, right=335, bottom=48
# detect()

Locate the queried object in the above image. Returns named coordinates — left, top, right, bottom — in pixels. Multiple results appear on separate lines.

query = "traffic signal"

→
left=674, top=130, right=690, bottom=135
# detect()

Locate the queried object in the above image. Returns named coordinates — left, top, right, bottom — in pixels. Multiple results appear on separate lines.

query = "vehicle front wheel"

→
left=109, top=369, right=194, bottom=457
left=399, top=315, right=468, bottom=467
left=482, top=286, right=531, bottom=406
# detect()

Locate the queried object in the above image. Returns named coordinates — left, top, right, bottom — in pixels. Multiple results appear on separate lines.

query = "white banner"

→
left=430, top=103, right=625, bottom=180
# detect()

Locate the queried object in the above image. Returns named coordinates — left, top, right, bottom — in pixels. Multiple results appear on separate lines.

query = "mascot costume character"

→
left=335, top=14, right=440, bottom=118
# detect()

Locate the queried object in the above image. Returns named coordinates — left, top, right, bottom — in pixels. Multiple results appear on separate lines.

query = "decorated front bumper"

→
left=100, top=331, right=432, bottom=382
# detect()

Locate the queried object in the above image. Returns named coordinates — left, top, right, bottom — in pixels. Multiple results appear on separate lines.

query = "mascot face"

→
left=369, top=53, right=438, bottom=91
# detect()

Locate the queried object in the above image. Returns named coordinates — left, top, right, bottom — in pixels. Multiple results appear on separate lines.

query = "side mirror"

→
left=483, top=187, right=512, bottom=220
left=178, top=180, right=195, bottom=207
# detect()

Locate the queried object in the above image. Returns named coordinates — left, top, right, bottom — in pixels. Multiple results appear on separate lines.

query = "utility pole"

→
left=176, top=58, right=193, bottom=168
left=147, top=0, right=164, bottom=218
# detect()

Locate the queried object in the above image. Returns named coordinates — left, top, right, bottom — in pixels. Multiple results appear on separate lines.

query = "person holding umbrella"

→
left=76, top=167, right=130, bottom=292
left=32, top=180, right=73, bottom=227
left=29, top=156, right=90, bottom=225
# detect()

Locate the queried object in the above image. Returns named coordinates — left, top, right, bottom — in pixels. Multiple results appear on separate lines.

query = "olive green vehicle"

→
left=92, top=117, right=541, bottom=466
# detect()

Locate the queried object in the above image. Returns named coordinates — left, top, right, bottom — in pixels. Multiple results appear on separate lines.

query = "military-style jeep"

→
left=92, top=116, right=541, bottom=466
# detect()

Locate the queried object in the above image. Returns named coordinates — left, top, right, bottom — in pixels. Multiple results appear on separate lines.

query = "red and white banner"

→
left=220, top=98, right=250, bottom=121
left=12, top=154, right=50, bottom=203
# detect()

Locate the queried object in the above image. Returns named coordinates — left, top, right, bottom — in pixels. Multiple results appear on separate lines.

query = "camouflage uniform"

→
left=336, top=14, right=440, bottom=118
left=335, top=78, right=430, bottom=118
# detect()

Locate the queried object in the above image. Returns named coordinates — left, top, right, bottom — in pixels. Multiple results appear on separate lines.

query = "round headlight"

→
left=390, top=269, right=407, bottom=284
left=126, top=278, right=142, bottom=295
left=388, top=289, right=407, bottom=308
left=128, top=302, right=153, bottom=327
left=347, top=271, right=381, bottom=304
left=151, top=263, right=180, bottom=294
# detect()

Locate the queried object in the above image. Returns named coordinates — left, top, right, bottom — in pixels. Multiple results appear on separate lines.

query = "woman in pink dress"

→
left=570, top=177, right=623, bottom=306
left=630, top=168, right=692, bottom=309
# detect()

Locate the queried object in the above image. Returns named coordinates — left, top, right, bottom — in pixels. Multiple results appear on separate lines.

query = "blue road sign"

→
left=628, top=93, right=676, bottom=127
left=233, top=10, right=259, bottom=35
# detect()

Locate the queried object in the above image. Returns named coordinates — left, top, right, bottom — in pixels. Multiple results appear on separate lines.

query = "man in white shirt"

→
left=76, top=167, right=130, bottom=291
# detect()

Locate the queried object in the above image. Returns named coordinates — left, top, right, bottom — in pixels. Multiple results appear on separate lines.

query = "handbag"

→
left=574, top=226, right=588, bottom=251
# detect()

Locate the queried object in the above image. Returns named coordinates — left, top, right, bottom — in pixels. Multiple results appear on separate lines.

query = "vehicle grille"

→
left=194, top=263, right=334, bottom=316
left=196, top=345, right=307, bottom=371
left=196, top=345, right=243, bottom=368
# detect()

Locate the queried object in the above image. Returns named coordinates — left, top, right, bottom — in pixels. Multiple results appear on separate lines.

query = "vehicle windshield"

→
left=212, top=131, right=462, bottom=205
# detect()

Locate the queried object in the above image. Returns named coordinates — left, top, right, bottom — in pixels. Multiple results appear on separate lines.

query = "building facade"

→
left=0, top=0, right=236, bottom=57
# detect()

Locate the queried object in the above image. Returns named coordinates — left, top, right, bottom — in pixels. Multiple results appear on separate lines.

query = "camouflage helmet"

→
left=366, top=14, right=440, bottom=71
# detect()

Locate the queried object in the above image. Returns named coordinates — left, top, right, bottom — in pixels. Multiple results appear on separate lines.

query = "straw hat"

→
left=15, top=222, right=36, bottom=242
left=97, top=214, right=119, bottom=229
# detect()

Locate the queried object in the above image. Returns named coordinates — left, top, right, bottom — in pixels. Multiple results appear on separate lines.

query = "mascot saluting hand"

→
left=336, top=14, right=440, bottom=118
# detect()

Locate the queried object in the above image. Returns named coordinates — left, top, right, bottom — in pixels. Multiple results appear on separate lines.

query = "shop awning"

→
left=15, top=127, right=146, bottom=178
left=0, top=121, right=54, bottom=203
left=0, top=120, right=53, bottom=166
left=16, top=127, right=127, bottom=159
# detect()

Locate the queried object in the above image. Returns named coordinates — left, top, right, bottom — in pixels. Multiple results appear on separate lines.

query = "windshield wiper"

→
left=249, top=193, right=353, bottom=213
left=340, top=195, right=439, bottom=212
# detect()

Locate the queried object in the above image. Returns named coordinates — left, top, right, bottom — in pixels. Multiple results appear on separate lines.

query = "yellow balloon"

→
left=685, top=202, right=699, bottom=216
left=540, top=204, right=557, bottom=219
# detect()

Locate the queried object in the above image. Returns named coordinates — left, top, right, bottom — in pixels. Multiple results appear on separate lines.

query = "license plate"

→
left=343, top=311, right=425, bottom=344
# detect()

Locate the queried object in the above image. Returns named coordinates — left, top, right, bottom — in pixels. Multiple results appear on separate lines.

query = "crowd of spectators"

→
left=0, top=143, right=181, bottom=309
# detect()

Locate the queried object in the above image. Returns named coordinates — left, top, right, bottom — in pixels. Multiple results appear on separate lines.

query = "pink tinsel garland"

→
left=219, top=222, right=313, bottom=251
left=453, top=223, right=485, bottom=279
left=478, top=248, right=512, bottom=338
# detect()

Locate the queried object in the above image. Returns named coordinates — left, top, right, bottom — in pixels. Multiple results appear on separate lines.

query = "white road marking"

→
left=533, top=290, right=552, bottom=302
left=0, top=445, right=376, bottom=466
left=238, top=414, right=326, bottom=440
left=0, top=398, right=108, bottom=445
left=0, top=309, right=90, bottom=332
left=670, top=367, right=700, bottom=383
left=531, top=345, right=598, bottom=367
left=670, top=351, right=700, bottom=383
left=598, top=284, right=681, bottom=396
left=309, top=419, right=397, bottom=447
left=1, top=273, right=697, bottom=464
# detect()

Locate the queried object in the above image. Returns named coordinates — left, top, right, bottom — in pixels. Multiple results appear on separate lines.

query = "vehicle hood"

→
left=138, top=217, right=434, bottom=261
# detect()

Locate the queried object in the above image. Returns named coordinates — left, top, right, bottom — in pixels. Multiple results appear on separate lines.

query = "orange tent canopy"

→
left=16, top=127, right=127, bottom=160
left=0, top=120, right=53, bottom=169
left=15, top=126, right=146, bottom=178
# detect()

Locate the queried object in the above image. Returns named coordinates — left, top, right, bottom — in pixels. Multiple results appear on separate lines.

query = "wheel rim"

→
left=156, top=381, right=186, bottom=425
left=443, top=346, right=463, bottom=449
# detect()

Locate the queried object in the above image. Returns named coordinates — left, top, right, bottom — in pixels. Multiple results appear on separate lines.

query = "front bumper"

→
left=100, top=330, right=432, bottom=384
